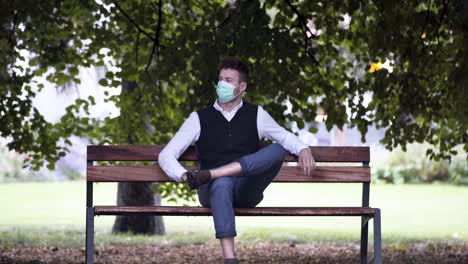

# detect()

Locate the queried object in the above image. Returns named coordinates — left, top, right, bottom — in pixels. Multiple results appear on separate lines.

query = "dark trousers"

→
left=197, top=143, right=286, bottom=238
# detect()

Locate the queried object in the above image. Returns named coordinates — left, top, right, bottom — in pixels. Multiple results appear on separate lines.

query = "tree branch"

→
left=283, top=0, right=317, bottom=40
left=8, top=10, right=19, bottom=61
left=215, top=14, right=231, bottom=29
left=112, top=1, right=155, bottom=41
left=145, top=0, right=163, bottom=72
left=283, top=0, right=336, bottom=95
left=8, top=10, right=19, bottom=45
left=419, top=0, right=433, bottom=54
left=283, top=0, right=320, bottom=68
left=135, top=31, right=140, bottom=65
left=433, top=0, right=449, bottom=46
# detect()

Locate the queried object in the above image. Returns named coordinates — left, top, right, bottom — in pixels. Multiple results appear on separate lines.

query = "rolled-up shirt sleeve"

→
left=258, top=106, right=310, bottom=156
left=158, top=111, right=200, bottom=182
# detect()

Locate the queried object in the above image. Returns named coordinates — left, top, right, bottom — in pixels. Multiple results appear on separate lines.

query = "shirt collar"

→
left=213, top=99, right=243, bottom=113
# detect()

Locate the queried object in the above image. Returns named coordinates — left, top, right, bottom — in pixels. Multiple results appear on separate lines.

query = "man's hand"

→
left=298, top=147, right=316, bottom=177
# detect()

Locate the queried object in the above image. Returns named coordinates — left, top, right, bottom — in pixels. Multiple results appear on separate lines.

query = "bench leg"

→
left=373, top=209, right=382, bottom=264
left=86, top=207, right=94, bottom=264
left=360, top=216, right=369, bottom=264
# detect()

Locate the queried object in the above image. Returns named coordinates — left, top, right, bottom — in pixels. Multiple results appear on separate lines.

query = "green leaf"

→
left=69, top=66, right=79, bottom=76
left=105, top=71, right=114, bottom=79
left=56, top=74, right=71, bottom=86
left=308, top=126, right=318, bottom=133
left=88, top=95, right=96, bottom=105
left=98, top=79, right=108, bottom=86
left=35, top=68, right=47, bottom=77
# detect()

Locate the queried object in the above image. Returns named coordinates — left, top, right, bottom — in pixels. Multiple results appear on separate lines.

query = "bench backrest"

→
left=86, top=145, right=370, bottom=183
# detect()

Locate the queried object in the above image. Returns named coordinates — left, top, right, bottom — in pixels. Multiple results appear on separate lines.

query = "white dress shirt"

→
left=158, top=99, right=310, bottom=182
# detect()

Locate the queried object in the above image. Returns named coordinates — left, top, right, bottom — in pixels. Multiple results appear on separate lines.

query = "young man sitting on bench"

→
left=158, top=56, right=316, bottom=264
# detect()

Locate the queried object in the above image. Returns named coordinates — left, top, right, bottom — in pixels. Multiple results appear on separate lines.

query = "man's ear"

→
left=240, top=82, right=247, bottom=93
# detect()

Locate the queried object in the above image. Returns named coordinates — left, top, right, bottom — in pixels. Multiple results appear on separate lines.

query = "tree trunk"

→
left=111, top=79, right=166, bottom=235
left=111, top=182, right=166, bottom=235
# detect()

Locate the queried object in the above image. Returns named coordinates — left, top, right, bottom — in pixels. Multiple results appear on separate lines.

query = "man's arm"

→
left=258, top=106, right=309, bottom=154
left=158, top=112, right=200, bottom=182
left=258, top=106, right=316, bottom=176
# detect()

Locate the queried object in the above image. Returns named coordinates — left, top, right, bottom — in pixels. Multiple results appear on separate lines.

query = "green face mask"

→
left=216, top=80, right=241, bottom=102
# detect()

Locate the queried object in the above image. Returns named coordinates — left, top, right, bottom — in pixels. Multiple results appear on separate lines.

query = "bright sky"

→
left=15, top=49, right=121, bottom=124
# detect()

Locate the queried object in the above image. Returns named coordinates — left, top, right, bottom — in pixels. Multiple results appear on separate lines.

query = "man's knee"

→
left=270, top=143, right=286, bottom=163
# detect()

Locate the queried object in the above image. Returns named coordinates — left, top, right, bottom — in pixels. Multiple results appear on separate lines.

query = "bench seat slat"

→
left=94, top=206, right=376, bottom=216
left=87, top=145, right=370, bottom=162
left=87, top=166, right=370, bottom=183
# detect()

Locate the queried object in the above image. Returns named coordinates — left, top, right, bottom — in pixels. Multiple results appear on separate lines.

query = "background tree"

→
left=2, top=0, right=467, bottom=234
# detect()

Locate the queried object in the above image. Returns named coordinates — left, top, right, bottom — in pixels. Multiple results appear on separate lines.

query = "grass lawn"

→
left=0, top=181, right=467, bottom=248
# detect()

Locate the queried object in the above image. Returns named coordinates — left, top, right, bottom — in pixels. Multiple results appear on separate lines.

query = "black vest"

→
left=195, top=102, right=260, bottom=170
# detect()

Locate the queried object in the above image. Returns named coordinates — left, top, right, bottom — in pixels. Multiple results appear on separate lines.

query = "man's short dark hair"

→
left=218, top=56, right=249, bottom=83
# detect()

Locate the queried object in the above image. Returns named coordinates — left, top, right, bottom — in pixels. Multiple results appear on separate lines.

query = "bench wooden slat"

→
left=94, top=206, right=376, bottom=216
left=87, top=165, right=370, bottom=183
left=87, top=145, right=370, bottom=163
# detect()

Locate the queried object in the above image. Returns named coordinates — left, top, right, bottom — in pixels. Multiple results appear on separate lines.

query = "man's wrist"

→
left=299, top=147, right=311, bottom=153
left=180, top=171, right=187, bottom=182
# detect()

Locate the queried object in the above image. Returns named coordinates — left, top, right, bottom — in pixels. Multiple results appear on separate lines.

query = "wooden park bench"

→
left=85, top=145, right=382, bottom=264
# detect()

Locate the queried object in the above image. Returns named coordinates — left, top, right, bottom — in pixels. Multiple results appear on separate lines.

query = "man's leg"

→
left=220, top=236, right=235, bottom=258
left=196, top=143, right=286, bottom=262
left=187, top=143, right=286, bottom=190
left=217, top=143, right=285, bottom=262
left=197, top=177, right=238, bottom=260
left=210, top=162, right=243, bottom=179
left=233, top=143, right=286, bottom=207
left=198, top=143, right=286, bottom=206
left=212, top=143, right=286, bottom=182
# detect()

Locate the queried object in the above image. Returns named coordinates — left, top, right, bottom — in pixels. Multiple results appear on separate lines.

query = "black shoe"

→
left=186, top=170, right=212, bottom=191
